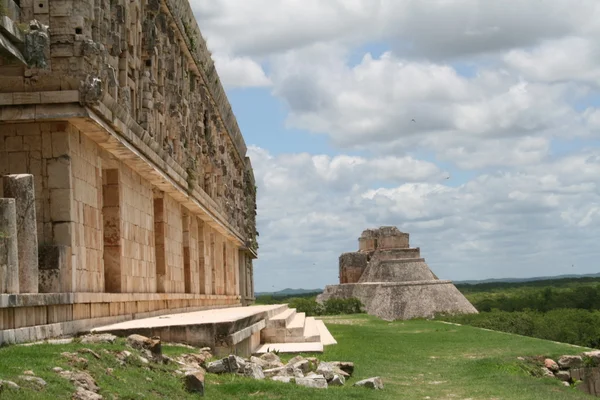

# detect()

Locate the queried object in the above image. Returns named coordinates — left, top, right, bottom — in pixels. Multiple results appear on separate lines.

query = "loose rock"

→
left=206, top=359, right=228, bottom=374
left=558, top=355, right=583, bottom=369
left=81, top=334, right=117, bottom=345
left=126, top=334, right=162, bottom=360
left=287, top=355, right=305, bottom=365
left=225, top=355, right=246, bottom=373
left=184, top=370, right=205, bottom=395
left=244, top=363, right=265, bottom=380
left=18, top=375, right=47, bottom=388
left=272, top=376, right=294, bottom=383
left=540, top=367, right=555, bottom=377
left=72, top=387, right=103, bottom=400
left=316, top=362, right=334, bottom=381
left=354, top=377, right=384, bottom=390
left=544, top=358, right=559, bottom=372
left=296, top=374, right=328, bottom=389
left=329, top=374, right=345, bottom=386
left=260, top=352, right=282, bottom=365
left=331, top=361, right=354, bottom=376
left=293, top=360, right=311, bottom=375
left=79, top=348, right=101, bottom=360
left=0, top=380, right=19, bottom=390
left=555, top=371, right=571, bottom=382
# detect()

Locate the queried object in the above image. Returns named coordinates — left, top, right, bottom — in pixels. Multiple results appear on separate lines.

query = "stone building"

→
left=0, top=0, right=258, bottom=344
left=317, top=227, right=477, bottom=320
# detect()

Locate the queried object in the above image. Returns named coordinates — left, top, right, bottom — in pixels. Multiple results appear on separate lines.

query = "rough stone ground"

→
left=0, top=315, right=597, bottom=399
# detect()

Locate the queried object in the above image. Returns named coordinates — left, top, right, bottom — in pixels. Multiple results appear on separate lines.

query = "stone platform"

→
left=93, top=304, right=337, bottom=356
left=318, top=281, right=477, bottom=320
left=317, top=226, right=478, bottom=320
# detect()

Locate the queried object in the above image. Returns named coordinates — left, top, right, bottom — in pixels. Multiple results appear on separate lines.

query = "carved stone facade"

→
left=318, top=227, right=477, bottom=320
left=0, top=0, right=257, bottom=344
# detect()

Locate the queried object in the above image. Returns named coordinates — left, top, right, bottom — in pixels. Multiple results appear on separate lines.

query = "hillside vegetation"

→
left=440, top=277, right=600, bottom=348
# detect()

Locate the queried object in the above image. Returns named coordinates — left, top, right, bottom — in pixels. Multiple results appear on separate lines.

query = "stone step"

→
left=266, top=308, right=296, bottom=328
left=283, top=312, right=306, bottom=342
left=265, top=304, right=291, bottom=319
left=315, top=319, right=337, bottom=346
left=302, top=317, right=321, bottom=343
left=254, top=342, right=323, bottom=354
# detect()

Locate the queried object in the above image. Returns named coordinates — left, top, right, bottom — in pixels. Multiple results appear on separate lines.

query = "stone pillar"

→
left=3, top=174, right=39, bottom=293
left=0, top=198, right=19, bottom=293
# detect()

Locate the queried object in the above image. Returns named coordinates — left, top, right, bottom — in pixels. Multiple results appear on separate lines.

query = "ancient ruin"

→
left=0, top=0, right=259, bottom=344
left=317, top=227, right=478, bottom=320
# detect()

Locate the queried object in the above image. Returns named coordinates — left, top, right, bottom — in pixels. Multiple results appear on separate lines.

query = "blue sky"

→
left=194, top=0, right=600, bottom=291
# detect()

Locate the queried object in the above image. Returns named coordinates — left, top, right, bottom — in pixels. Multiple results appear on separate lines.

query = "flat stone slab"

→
left=254, top=342, right=324, bottom=354
left=92, top=305, right=288, bottom=349
left=315, top=319, right=337, bottom=346
left=93, top=304, right=285, bottom=331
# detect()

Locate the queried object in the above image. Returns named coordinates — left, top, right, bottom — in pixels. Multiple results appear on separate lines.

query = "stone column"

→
left=0, top=198, right=19, bottom=293
left=3, top=174, right=39, bottom=293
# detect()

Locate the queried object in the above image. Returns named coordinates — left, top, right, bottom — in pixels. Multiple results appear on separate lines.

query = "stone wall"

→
left=0, top=0, right=258, bottom=344
left=0, top=0, right=258, bottom=253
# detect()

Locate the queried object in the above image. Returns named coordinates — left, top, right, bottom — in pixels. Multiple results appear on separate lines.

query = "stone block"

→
left=38, top=244, right=69, bottom=293
left=49, top=189, right=73, bottom=221
left=51, top=131, right=70, bottom=158
left=3, top=174, right=38, bottom=293
left=0, top=198, right=19, bottom=293
left=47, top=157, right=72, bottom=189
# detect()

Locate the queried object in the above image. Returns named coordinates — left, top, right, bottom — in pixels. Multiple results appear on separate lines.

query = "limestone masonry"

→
left=0, top=0, right=258, bottom=344
left=317, top=227, right=478, bottom=320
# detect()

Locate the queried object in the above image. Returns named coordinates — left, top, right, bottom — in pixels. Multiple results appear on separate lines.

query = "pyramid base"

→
left=316, top=280, right=478, bottom=321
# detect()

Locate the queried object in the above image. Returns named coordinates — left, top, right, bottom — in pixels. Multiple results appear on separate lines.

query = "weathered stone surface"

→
left=18, top=375, right=47, bottom=387
left=331, top=361, right=354, bottom=376
left=81, top=334, right=117, bottom=345
left=226, top=355, right=246, bottom=373
left=0, top=198, right=19, bottom=294
left=558, top=355, right=583, bottom=369
left=544, top=358, right=559, bottom=372
left=293, top=360, right=311, bottom=375
left=126, top=334, right=161, bottom=360
left=296, top=374, right=327, bottom=389
left=24, top=20, right=50, bottom=69
left=316, top=362, right=334, bottom=381
left=263, top=366, right=286, bottom=377
left=260, top=352, right=281, bottom=365
left=540, top=367, right=555, bottom=377
left=244, top=363, right=265, bottom=380
left=555, top=371, right=571, bottom=382
left=72, top=387, right=103, bottom=400
left=0, top=380, right=19, bottom=390
left=206, top=359, right=228, bottom=374
left=184, top=370, right=205, bottom=395
left=3, top=175, right=38, bottom=294
left=271, top=376, right=293, bottom=383
left=287, top=355, right=304, bottom=365
left=582, top=350, right=600, bottom=364
left=354, top=377, right=384, bottom=390
left=329, top=374, right=345, bottom=386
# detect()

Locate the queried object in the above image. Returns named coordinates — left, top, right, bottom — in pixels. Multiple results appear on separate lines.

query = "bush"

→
left=285, top=297, right=363, bottom=316
left=439, top=308, right=600, bottom=349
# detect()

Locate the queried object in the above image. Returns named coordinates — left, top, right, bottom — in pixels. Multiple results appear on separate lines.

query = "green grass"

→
left=0, top=315, right=594, bottom=399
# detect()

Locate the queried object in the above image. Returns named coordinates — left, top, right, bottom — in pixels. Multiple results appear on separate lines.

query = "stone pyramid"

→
left=316, top=226, right=478, bottom=320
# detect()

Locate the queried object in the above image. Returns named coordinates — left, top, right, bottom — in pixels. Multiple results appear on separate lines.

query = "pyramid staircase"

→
left=253, top=305, right=337, bottom=354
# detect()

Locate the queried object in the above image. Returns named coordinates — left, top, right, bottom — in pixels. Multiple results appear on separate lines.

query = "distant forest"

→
left=442, top=276, right=600, bottom=348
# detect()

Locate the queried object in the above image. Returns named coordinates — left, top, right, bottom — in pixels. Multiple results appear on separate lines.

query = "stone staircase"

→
left=254, top=306, right=337, bottom=354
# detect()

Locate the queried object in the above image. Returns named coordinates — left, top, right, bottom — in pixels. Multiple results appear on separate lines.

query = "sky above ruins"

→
left=192, top=0, right=600, bottom=291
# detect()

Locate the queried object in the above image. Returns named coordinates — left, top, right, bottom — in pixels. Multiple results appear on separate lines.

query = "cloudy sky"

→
left=192, top=0, right=600, bottom=292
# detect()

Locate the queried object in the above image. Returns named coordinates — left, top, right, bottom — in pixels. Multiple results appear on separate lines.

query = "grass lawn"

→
left=0, top=314, right=593, bottom=399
